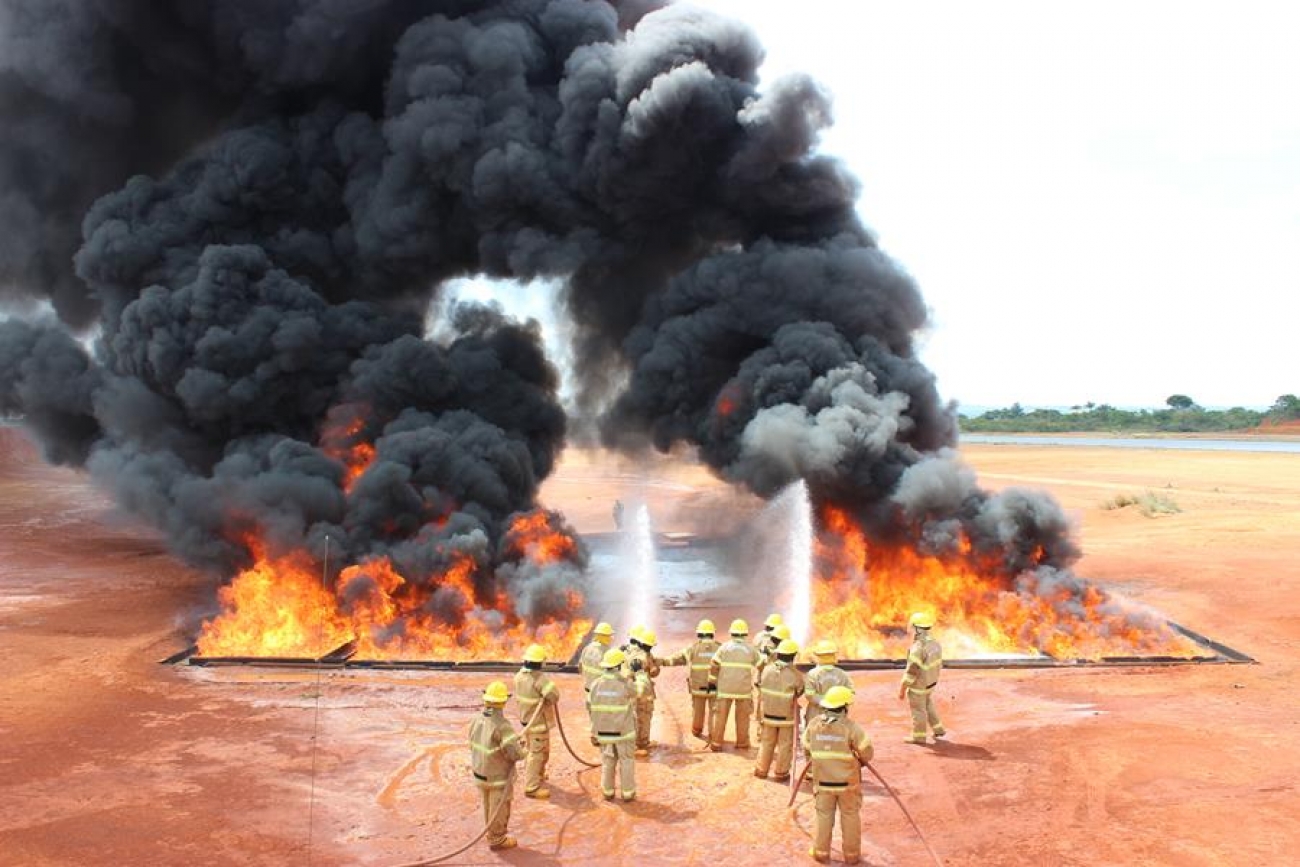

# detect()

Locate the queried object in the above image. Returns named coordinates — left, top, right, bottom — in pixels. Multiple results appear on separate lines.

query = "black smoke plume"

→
left=1, top=0, right=1120, bottom=650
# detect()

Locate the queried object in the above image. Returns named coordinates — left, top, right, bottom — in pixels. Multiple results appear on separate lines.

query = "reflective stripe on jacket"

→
left=514, top=668, right=558, bottom=731
left=805, top=664, right=852, bottom=710
left=468, top=709, right=524, bottom=787
left=709, top=639, right=759, bottom=699
left=588, top=672, right=636, bottom=743
left=758, top=661, right=804, bottom=726
left=664, top=638, right=722, bottom=695
left=901, top=636, right=942, bottom=691
left=622, top=645, right=660, bottom=700
left=801, top=713, right=873, bottom=788
left=579, top=640, right=607, bottom=689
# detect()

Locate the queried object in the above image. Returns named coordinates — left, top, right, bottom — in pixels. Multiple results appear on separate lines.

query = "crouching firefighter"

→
left=588, top=648, right=639, bottom=801
left=754, top=639, right=804, bottom=781
left=514, top=643, right=560, bottom=799
left=468, top=680, right=526, bottom=851
left=802, top=685, right=873, bottom=865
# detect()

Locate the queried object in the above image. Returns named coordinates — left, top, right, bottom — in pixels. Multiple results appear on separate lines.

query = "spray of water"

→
left=619, top=502, right=658, bottom=636
left=766, top=480, right=814, bottom=645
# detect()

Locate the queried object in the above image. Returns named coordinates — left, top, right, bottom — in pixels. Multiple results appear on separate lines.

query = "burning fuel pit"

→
left=164, top=531, right=1253, bottom=671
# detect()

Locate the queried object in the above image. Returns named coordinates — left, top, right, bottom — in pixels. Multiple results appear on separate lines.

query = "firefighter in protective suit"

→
left=708, top=619, right=760, bottom=749
left=623, top=627, right=661, bottom=756
left=514, top=643, right=559, bottom=799
left=755, top=612, right=784, bottom=660
left=802, top=685, right=873, bottom=865
left=661, top=619, right=721, bottom=739
left=579, top=622, right=615, bottom=694
left=803, top=639, right=853, bottom=729
left=588, top=648, right=640, bottom=801
left=468, top=680, right=526, bottom=851
left=754, top=638, right=804, bottom=780
left=899, top=611, right=946, bottom=743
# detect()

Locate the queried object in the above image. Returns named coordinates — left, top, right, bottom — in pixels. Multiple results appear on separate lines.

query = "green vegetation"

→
left=1100, top=491, right=1182, bottom=517
left=961, top=394, right=1299, bottom=433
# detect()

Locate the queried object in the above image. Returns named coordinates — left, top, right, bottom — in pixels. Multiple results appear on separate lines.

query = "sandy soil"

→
left=1, top=430, right=1297, bottom=866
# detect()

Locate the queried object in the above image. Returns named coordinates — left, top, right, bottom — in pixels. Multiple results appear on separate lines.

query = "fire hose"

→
left=395, top=693, right=601, bottom=867
left=787, top=759, right=944, bottom=867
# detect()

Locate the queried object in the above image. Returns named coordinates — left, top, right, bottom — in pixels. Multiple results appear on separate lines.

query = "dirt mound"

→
left=1254, top=418, right=1300, bottom=434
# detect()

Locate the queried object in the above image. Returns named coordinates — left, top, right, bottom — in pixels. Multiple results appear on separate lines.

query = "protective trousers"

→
left=524, top=730, right=550, bottom=792
left=907, top=688, right=944, bottom=740
left=755, top=722, right=794, bottom=778
left=477, top=779, right=513, bottom=847
left=710, top=697, right=752, bottom=748
left=635, top=699, right=654, bottom=750
left=690, top=694, right=713, bottom=737
left=600, top=740, right=637, bottom=799
left=813, top=786, right=862, bottom=862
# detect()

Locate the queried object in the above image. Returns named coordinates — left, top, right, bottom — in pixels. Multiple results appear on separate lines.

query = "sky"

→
left=680, top=0, right=1300, bottom=410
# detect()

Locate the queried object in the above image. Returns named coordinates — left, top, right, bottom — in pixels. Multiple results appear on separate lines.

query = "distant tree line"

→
left=961, top=394, right=1300, bottom=433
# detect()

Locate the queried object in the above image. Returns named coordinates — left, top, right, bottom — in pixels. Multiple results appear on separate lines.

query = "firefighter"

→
left=624, top=627, right=661, bottom=756
left=707, top=619, right=759, bottom=750
left=579, top=622, right=615, bottom=694
left=754, top=623, right=792, bottom=740
left=589, top=648, right=639, bottom=801
left=468, top=680, right=526, bottom=851
left=754, top=638, right=804, bottom=781
left=804, top=639, right=853, bottom=729
left=802, top=685, right=873, bottom=865
left=514, top=643, right=559, bottom=799
left=755, top=612, right=785, bottom=660
left=898, top=611, right=946, bottom=744
left=661, top=619, right=721, bottom=739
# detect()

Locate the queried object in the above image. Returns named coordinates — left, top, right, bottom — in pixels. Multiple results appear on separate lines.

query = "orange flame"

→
left=320, top=406, right=377, bottom=493
left=196, top=524, right=590, bottom=661
left=812, top=505, right=1199, bottom=660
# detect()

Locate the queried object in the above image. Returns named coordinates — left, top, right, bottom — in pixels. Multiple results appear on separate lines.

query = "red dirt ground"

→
left=1, top=429, right=1297, bottom=866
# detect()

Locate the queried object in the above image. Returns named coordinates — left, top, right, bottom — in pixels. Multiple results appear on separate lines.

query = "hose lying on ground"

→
left=393, top=699, right=546, bottom=867
left=864, top=762, right=944, bottom=867
left=787, top=760, right=943, bottom=867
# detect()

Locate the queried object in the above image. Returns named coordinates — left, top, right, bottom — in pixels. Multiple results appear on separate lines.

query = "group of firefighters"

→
left=468, top=611, right=945, bottom=862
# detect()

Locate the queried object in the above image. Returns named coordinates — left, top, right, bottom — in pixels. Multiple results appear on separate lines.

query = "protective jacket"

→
left=468, top=708, right=524, bottom=788
left=802, top=712, right=873, bottom=789
left=709, top=639, right=759, bottom=700
left=588, top=671, right=637, bottom=744
left=901, top=634, right=942, bottom=693
left=805, top=663, right=852, bottom=712
left=579, top=639, right=608, bottom=690
left=514, top=667, right=558, bottom=731
left=623, top=643, right=660, bottom=700
left=663, top=638, right=721, bottom=696
left=757, top=661, right=804, bottom=727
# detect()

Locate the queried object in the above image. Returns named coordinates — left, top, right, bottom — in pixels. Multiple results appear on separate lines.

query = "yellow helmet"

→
left=640, top=629, right=658, bottom=648
left=772, top=624, right=791, bottom=641
left=729, top=618, right=749, bottom=636
left=764, top=613, right=784, bottom=628
left=629, top=625, right=646, bottom=643
left=776, top=639, right=799, bottom=656
left=483, top=680, right=511, bottom=704
left=821, top=685, right=854, bottom=709
left=812, top=639, right=837, bottom=658
left=910, top=611, right=936, bottom=630
left=523, top=643, right=546, bottom=664
left=696, top=619, right=716, bottom=635
left=601, top=648, right=627, bottom=669
left=593, top=622, right=614, bottom=637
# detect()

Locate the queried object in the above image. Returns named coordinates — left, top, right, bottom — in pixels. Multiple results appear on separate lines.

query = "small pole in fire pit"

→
left=306, top=534, right=330, bottom=865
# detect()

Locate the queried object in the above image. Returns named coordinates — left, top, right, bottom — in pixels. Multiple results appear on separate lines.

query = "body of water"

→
left=960, top=434, right=1300, bottom=453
